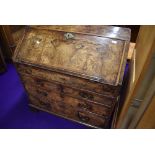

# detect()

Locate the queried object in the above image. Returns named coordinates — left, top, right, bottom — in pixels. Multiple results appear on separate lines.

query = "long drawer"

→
left=17, top=64, right=120, bottom=97
left=21, top=75, right=116, bottom=108
left=29, top=95, right=109, bottom=128
left=24, top=82, right=113, bottom=117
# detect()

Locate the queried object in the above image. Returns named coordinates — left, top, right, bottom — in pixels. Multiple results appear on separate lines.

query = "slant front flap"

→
left=14, top=27, right=129, bottom=85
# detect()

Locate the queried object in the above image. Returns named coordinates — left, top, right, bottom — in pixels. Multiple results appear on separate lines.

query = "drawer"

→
left=21, top=75, right=116, bottom=108
left=29, top=95, right=109, bottom=128
left=17, top=64, right=120, bottom=97
left=25, top=83, right=113, bottom=117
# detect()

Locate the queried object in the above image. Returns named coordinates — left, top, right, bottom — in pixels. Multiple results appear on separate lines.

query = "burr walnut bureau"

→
left=13, top=26, right=131, bottom=128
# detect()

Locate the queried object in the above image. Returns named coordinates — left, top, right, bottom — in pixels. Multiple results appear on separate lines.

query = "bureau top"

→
left=13, top=26, right=131, bottom=86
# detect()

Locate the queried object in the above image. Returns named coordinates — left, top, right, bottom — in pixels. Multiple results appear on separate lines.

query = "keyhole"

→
left=64, top=33, right=74, bottom=40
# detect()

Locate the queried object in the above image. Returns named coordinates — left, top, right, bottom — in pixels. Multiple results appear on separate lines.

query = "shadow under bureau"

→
left=13, top=26, right=131, bottom=128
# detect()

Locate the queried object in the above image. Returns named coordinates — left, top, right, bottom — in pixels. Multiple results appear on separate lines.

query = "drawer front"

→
left=21, top=75, right=116, bottom=108
left=17, top=64, right=120, bottom=97
left=29, top=95, right=109, bottom=128
left=24, top=82, right=113, bottom=117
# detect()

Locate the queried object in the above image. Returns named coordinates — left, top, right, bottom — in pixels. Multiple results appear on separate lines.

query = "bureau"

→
left=13, top=26, right=131, bottom=128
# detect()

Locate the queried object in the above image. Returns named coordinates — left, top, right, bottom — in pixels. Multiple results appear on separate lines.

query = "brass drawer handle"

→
left=25, top=69, right=32, bottom=74
left=59, top=85, right=64, bottom=93
left=36, top=90, right=48, bottom=97
left=79, top=91, right=94, bottom=100
left=77, top=112, right=90, bottom=122
left=40, top=102, right=52, bottom=110
left=35, top=79, right=44, bottom=86
left=78, top=102, right=92, bottom=111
